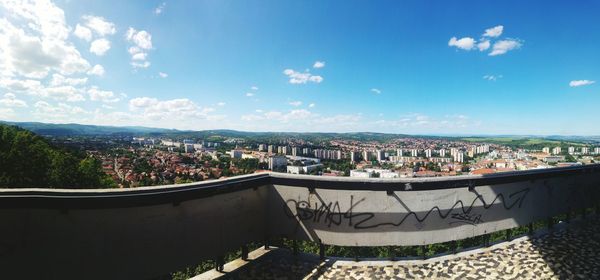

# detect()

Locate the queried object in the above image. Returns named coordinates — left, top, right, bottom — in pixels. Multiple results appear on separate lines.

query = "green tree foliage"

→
left=0, top=124, right=115, bottom=188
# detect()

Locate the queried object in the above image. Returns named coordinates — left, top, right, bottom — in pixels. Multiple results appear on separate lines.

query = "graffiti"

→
left=449, top=213, right=483, bottom=225
left=284, top=188, right=529, bottom=230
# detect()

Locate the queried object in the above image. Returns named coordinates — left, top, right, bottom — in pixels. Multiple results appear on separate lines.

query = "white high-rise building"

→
left=363, top=150, right=370, bottom=161
left=581, top=147, right=589, bottom=155
left=594, top=147, right=600, bottom=154
left=542, top=147, right=550, bottom=154
left=454, top=152, right=464, bottom=163
left=439, top=149, right=446, bottom=157
left=425, top=149, right=432, bottom=158
left=268, top=145, right=275, bottom=154
left=450, top=148, right=458, bottom=156
left=268, top=155, right=287, bottom=171
left=350, top=151, right=358, bottom=163
left=258, top=144, right=266, bottom=152
left=552, top=147, right=561, bottom=155
left=411, top=149, right=418, bottom=157
left=376, top=150, right=385, bottom=162
left=568, top=147, right=575, bottom=154
left=396, top=149, right=403, bottom=157
left=291, top=147, right=299, bottom=156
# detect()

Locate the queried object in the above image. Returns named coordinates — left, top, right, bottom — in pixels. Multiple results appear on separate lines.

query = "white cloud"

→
left=289, top=101, right=302, bottom=106
left=0, top=2, right=91, bottom=79
left=245, top=92, right=254, bottom=97
left=155, top=2, right=166, bottom=15
left=477, top=40, right=490, bottom=51
left=88, top=86, right=120, bottom=103
left=131, top=61, right=150, bottom=68
left=82, top=15, right=116, bottom=36
left=129, top=97, right=215, bottom=121
left=0, top=108, right=15, bottom=119
left=132, top=52, right=147, bottom=61
left=0, top=78, right=42, bottom=92
left=158, top=72, right=168, bottom=78
left=49, top=73, right=87, bottom=86
left=483, top=25, right=504, bottom=38
left=126, top=27, right=153, bottom=69
left=251, top=86, right=258, bottom=91
left=489, top=39, right=522, bottom=56
left=448, top=37, right=476, bottom=50
left=483, top=74, right=502, bottom=81
left=87, top=64, right=105, bottom=76
left=126, top=27, right=152, bottom=49
left=0, top=93, right=27, bottom=107
left=308, top=103, right=315, bottom=108
left=371, top=88, right=381, bottom=94
left=313, top=61, right=325, bottom=68
left=283, top=69, right=323, bottom=84
left=89, top=38, right=111, bottom=56
left=217, top=102, right=226, bottom=106
left=73, top=24, right=92, bottom=41
left=33, top=101, right=87, bottom=119
left=569, top=80, right=595, bottom=87
left=45, top=85, right=85, bottom=102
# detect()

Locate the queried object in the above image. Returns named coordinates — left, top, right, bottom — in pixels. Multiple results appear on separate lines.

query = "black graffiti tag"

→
left=283, top=188, right=529, bottom=230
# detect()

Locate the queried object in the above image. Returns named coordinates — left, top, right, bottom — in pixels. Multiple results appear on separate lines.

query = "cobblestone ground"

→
left=226, top=219, right=600, bottom=279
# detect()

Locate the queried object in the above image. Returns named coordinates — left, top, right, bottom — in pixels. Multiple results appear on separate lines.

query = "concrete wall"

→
left=0, top=182, right=269, bottom=280
left=0, top=166, right=599, bottom=279
left=268, top=171, right=600, bottom=246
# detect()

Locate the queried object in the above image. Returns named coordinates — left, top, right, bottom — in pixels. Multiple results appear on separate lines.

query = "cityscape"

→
left=98, top=132, right=599, bottom=187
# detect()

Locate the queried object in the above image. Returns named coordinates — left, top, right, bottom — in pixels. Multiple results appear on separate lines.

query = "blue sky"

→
left=0, top=0, right=599, bottom=135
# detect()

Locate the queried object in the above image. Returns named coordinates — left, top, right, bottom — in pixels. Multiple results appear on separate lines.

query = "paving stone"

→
left=226, top=218, right=600, bottom=279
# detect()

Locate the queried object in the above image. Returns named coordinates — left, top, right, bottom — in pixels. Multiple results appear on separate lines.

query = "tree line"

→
left=0, top=124, right=115, bottom=188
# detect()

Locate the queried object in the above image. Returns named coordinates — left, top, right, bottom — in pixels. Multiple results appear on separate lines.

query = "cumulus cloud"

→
left=569, top=80, right=595, bottom=87
left=82, top=15, right=116, bottom=36
left=89, top=38, right=111, bottom=56
left=448, top=37, right=476, bottom=50
left=283, top=69, right=323, bottom=84
left=33, top=101, right=87, bottom=119
left=245, top=92, right=254, bottom=97
left=49, top=73, right=87, bottom=86
left=0, top=93, right=27, bottom=107
left=217, top=102, right=226, bottom=106
left=483, top=25, right=504, bottom=38
left=129, top=97, right=216, bottom=121
left=88, top=86, right=120, bottom=103
left=449, top=25, right=522, bottom=56
left=0, top=0, right=91, bottom=79
left=308, top=103, right=315, bottom=108
left=126, top=27, right=152, bottom=49
left=73, top=24, right=92, bottom=41
left=251, top=86, right=258, bottom=91
left=87, top=64, right=105, bottom=76
left=313, top=61, right=325, bottom=68
left=489, top=39, right=522, bottom=56
left=371, top=88, right=381, bottom=94
left=289, top=101, right=302, bottom=106
left=477, top=40, right=490, bottom=51
left=125, top=27, right=153, bottom=68
left=158, top=72, right=168, bottom=78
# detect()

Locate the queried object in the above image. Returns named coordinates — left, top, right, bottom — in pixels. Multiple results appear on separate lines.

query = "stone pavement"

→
left=205, top=218, right=600, bottom=279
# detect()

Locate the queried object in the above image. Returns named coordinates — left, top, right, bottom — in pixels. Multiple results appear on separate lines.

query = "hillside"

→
left=0, top=124, right=115, bottom=188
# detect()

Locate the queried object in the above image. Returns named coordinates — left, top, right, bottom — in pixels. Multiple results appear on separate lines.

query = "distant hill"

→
left=1, top=121, right=178, bottom=136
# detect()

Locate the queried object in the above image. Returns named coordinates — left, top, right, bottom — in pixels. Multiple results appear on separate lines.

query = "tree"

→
left=0, top=124, right=116, bottom=189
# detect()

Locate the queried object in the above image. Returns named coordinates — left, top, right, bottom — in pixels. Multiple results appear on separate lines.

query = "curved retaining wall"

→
left=0, top=165, right=599, bottom=279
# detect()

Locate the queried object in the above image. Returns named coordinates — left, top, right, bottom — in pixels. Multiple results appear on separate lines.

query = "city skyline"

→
left=1, top=0, right=599, bottom=135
